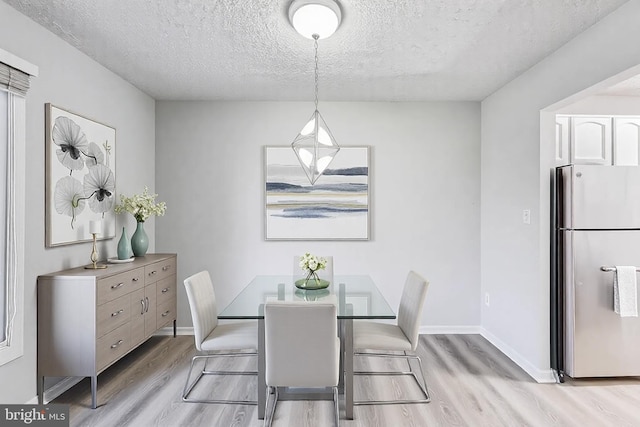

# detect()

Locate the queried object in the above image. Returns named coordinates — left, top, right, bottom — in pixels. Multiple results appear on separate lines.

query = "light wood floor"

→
left=53, top=334, right=640, bottom=426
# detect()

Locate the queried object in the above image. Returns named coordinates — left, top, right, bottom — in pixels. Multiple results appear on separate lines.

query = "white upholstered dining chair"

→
left=182, top=270, right=258, bottom=405
left=264, top=301, right=340, bottom=427
left=353, top=270, right=430, bottom=405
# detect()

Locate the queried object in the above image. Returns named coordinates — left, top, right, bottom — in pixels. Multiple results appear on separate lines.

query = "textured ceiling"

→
left=2, top=0, right=632, bottom=101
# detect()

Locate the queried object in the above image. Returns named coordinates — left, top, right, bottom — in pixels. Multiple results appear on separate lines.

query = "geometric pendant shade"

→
left=291, top=109, right=340, bottom=185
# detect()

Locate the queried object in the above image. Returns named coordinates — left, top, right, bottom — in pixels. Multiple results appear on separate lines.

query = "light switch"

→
left=522, top=209, right=531, bottom=224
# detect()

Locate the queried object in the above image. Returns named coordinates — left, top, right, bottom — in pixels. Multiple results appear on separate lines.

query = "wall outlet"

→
left=522, top=209, right=531, bottom=224
left=485, top=293, right=490, bottom=307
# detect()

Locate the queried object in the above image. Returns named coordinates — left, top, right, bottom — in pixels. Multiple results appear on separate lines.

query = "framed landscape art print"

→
left=264, top=146, right=370, bottom=240
left=45, top=104, right=116, bottom=247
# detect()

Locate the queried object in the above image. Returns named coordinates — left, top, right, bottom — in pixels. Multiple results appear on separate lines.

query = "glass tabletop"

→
left=219, top=275, right=396, bottom=320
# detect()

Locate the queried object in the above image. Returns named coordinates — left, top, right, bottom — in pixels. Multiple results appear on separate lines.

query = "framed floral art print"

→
left=45, top=104, right=116, bottom=247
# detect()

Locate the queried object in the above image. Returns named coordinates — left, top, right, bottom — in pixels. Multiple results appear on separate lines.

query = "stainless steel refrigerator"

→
left=552, top=165, right=640, bottom=380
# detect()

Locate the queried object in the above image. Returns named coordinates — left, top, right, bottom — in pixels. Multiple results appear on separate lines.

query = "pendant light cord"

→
left=313, top=34, right=319, bottom=111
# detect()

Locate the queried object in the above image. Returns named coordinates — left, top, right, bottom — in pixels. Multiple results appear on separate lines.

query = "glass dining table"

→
left=218, top=275, right=396, bottom=420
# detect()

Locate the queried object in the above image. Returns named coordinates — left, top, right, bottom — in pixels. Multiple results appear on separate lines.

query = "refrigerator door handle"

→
left=601, top=266, right=640, bottom=272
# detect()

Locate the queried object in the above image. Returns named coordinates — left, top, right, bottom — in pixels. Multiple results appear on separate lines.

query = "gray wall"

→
left=155, top=101, right=481, bottom=331
left=481, top=0, right=640, bottom=380
left=0, top=2, right=156, bottom=403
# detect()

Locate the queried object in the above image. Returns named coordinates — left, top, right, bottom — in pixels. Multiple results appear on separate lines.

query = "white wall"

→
left=481, top=0, right=640, bottom=381
left=0, top=2, right=156, bottom=403
left=556, top=95, right=640, bottom=115
left=156, top=101, right=481, bottom=331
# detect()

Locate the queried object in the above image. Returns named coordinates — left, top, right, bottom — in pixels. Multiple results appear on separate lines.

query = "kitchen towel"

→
left=614, top=266, right=638, bottom=317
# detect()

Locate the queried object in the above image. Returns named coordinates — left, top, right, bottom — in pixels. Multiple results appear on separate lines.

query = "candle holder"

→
left=85, top=232, right=107, bottom=270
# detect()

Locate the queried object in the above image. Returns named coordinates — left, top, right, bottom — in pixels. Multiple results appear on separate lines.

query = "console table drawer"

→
left=156, top=276, right=176, bottom=306
left=157, top=299, right=175, bottom=329
left=97, top=268, right=144, bottom=305
left=97, top=323, right=131, bottom=372
left=145, top=258, right=176, bottom=285
left=97, top=294, right=131, bottom=338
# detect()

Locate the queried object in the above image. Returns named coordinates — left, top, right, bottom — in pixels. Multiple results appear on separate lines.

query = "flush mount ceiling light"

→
left=289, top=0, right=342, bottom=185
left=288, top=0, right=342, bottom=39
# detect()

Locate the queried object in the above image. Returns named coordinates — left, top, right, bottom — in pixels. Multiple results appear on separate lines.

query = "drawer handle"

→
left=110, top=339, right=124, bottom=349
left=161, top=310, right=170, bottom=317
left=162, top=265, right=170, bottom=271
left=140, top=299, right=145, bottom=315
left=111, top=309, right=124, bottom=317
left=161, top=287, right=170, bottom=293
left=145, top=297, right=150, bottom=313
left=149, top=270, right=157, bottom=276
left=111, top=283, right=124, bottom=290
left=132, top=277, right=140, bottom=282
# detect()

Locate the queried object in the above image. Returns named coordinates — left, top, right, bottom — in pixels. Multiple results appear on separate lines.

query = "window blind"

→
left=0, top=62, right=30, bottom=96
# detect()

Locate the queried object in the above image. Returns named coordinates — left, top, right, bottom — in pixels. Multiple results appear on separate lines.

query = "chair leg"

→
left=182, top=353, right=259, bottom=405
left=263, top=386, right=278, bottom=427
left=333, top=386, right=340, bottom=427
left=182, top=355, right=203, bottom=401
left=410, top=352, right=430, bottom=402
left=353, top=351, right=430, bottom=405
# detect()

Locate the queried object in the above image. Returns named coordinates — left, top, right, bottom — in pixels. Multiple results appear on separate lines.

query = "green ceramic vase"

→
left=117, top=227, right=132, bottom=260
left=131, top=221, right=148, bottom=257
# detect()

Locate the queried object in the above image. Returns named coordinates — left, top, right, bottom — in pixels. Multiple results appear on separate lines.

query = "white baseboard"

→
left=154, top=326, right=193, bottom=336
left=479, top=327, right=556, bottom=383
left=420, top=325, right=482, bottom=335
left=39, top=377, right=84, bottom=405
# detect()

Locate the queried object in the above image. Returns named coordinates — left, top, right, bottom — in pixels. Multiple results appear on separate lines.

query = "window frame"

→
left=0, top=88, right=25, bottom=366
left=0, top=48, right=35, bottom=367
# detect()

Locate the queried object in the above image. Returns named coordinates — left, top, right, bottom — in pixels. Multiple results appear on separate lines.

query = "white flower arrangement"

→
left=298, top=252, right=327, bottom=285
left=299, top=252, right=327, bottom=273
left=114, top=186, right=166, bottom=223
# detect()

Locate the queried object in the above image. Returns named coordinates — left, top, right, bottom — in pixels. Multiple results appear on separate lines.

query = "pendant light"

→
left=289, top=0, right=342, bottom=185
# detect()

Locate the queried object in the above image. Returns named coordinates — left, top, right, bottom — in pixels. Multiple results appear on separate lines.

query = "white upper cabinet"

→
left=570, top=117, right=612, bottom=165
left=613, top=117, right=640, bottom=166
left=556, top=115, right=640, bottom=166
